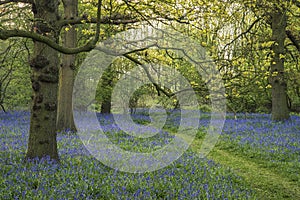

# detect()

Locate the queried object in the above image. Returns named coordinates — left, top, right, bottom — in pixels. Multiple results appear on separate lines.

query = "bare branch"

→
left=123, top=53, right=174, bottom=98
left=123, top=0, right=153, bottom=27
left=223, top=17, right=263, bottom=50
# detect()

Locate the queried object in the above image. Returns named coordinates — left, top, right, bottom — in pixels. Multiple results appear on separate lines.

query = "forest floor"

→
left=1, top=111, right=299, bottom=199
left=185, top=131, right=300, bottom=200
left=207, top=148, right=300, bottom=200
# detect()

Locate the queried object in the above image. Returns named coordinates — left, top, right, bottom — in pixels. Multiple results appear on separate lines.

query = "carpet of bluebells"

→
left=0, top=111, right=299, bottom=199
left=222, top=113, right=300, bottom=162
left=220, top=113, right=300, bottom=182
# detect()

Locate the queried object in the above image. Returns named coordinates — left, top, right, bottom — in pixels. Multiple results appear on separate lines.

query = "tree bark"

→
left=100, top=67, right=116, bottom=114
left=26, top=0, right=60, bottom=160
left=270, top=10, right=290, bottom=121
left=101, top=97, right=112, bottom=113
left=57, top=0, right=78, bottom=132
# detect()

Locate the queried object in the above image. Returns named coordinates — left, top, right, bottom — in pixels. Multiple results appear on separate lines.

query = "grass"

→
left=0, top=111, right=299, bottom=199
left=208, top=149, right=299, bottom=199
left=185, top=114, right=300, bottom=200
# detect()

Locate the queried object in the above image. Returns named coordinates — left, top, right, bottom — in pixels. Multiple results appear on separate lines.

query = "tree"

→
left=0, top=0, right=143, bottom=161
left=269, top=7, right=289, bottom=120
left=1, top=0, right=299, bottom=162
left=25, top=0, right=61, bottom=160
left=206, top=0, right=300, bottom=119
left=55, top=0, right=139, bottom=131
left=0, top=0, right=103, bottom=161
left=0, top=40, right=15, bottom=112
left=245, top=0, right=300, bottom=120
left=57, top=0, right=78, bottom=132
left=98, top=65, right=117, bottom=114
left=0, top=39, right=31, bottom=112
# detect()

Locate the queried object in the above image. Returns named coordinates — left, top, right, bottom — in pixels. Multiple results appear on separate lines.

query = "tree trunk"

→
left=101, top=96, right=112, bottom=113
left=100, top=67, right=115, bottom=114
left=26, top=0, right=60, bottom=160
left=270, top=10, right=290, bottom=121
left=57, top=0, right=78, bottom=132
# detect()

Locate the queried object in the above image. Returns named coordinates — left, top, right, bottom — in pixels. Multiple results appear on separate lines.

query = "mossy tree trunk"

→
left=269, top=9, right=290, bottom=121
left=57, top=0, right=77, bottom=132
left=100, top=67, right=115, bottom=114
left=101, top=96, right=112, bottom=113
left=26, top=0, right=60, bottom=160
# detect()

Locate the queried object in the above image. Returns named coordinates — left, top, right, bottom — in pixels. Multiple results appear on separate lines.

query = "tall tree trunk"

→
left=270, top=10, right=290, bottom=121
left=101, top=96, right=112, bottom=113
left=100, top=67, right=115, bottom=114
left=26, top=1, right=60, bottom=160
left=57, top=0, right=78, bottom=132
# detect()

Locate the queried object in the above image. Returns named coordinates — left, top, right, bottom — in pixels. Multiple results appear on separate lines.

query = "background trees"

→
left=0, top=39, right=31, bottom=112
left=56, top=0, right=79, bottom=132
left=200, top=0, right=300, bottom=119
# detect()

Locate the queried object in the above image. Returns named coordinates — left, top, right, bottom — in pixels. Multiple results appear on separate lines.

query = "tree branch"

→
left=0, top=0, right=32, bottom=5
left=123, top=0, right=153, bottom=27
left=0, top=29, right=96, bottom=54
left=0, top=103, right=6, bottom=113
left=57, top=14, right=139, bottom=28
left=123, top=53, right=174, bottom=98
left=286, top=30, right=300, bottom=52
left=223, top=17, right=263, bottom=50
left=124, top=53, right=206, bottom=98
left=92, top=0, right=102, bottom=46
left=0, top=0, right=103, bottom=55
left=292, top=0, right=300, bottom=8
